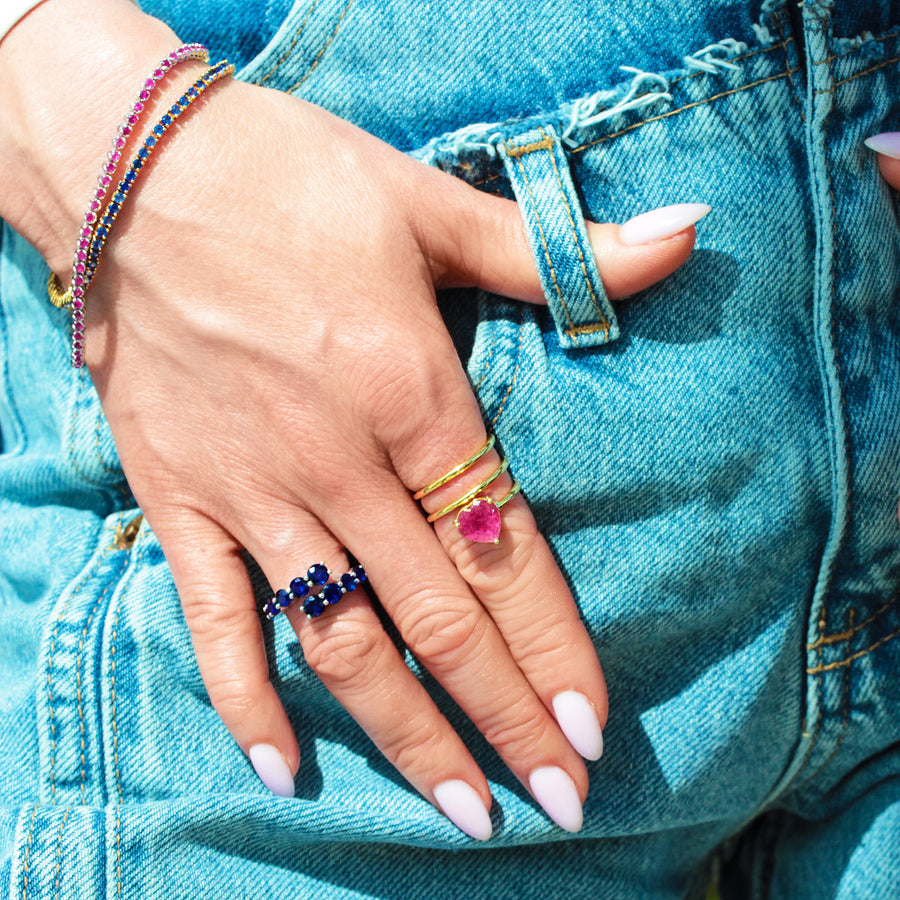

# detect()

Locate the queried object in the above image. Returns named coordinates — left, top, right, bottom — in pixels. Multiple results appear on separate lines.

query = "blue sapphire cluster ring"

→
left=263, top=562, right=367, bottom=620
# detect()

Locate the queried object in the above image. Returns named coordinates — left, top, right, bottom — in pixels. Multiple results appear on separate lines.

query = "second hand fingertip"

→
left=618, top=202, right=711, bottom=246
left=529, top=767, right=584, bottom=833
left=864, top=132, right=900, bottom=160
left=433, top=780, right=493, bottom=841
left=249, top=743, right=296, bottom=798
left=552, top=690, right=605, bottom=762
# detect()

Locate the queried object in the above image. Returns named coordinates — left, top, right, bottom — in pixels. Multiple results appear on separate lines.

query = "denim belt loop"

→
left=499, top=124, right=620, bottom=349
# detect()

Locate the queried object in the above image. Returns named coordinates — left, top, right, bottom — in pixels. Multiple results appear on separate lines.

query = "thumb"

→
left=864, top=133, right=900, bottom=191
left=420, top=171, right=709, bottom=302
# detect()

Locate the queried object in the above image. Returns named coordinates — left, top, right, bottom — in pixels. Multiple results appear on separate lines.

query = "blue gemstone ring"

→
left=263, top=563, right=367, bottom=620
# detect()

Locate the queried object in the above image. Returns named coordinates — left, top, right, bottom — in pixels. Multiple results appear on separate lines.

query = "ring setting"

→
left=264, top=563, right=367, bottom=620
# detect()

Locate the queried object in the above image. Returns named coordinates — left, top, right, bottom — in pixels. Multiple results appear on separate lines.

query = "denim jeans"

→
left=1, top=1, right=899, bottom=897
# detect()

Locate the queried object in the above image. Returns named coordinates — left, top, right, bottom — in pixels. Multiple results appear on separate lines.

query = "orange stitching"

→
left=828, top=55, right=900, bottom=90
left=490, top=307, right=525, bottom=428
left=512, top=155, right=577, bottom=336
left=20, top=806, right=38, bottom=900
left=540, top=127, right=610, bottom=333
left=52, top=807, right=70, bottom=900
left=258, top=0, right=320, bottom=86
left=504, top=135, right=555, bottom=158
left=572, top=68, right=797, bottom=153
left=807, top=590, right=899, bottom=648
left=807, top=623, right=900, bottom=674
left=286, top=0, right=355, bottom=94
left=812, top=28, right=900, bottom=65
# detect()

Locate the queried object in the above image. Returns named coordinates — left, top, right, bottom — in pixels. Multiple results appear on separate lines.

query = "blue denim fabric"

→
left=1, top=1, right=899, bottom=898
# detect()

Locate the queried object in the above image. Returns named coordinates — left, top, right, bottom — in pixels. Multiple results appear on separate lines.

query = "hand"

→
left=0, top=0, right=702, bottom=840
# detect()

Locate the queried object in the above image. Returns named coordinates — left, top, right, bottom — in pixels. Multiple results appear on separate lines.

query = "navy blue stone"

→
left=304, top=595, right=326, bottom=618
left=124, top=172, right=136, bottom=184
left=340, top=574, right=357, bottom=592
left=161, top=114, right=173, bottom=126
left=179, top=95, right=190, bottom=106
left=275, top=588, right=291, bottom=609
left=145, top=135, right=157, bottom=147
left=322, top=583, right=343, bottom=605
left=308, top=563, right=330, bottom=586
left=350, top=566, right=367, bottom=583
left=113, top=192, right=125, bottom=203
left=108, top=204, right=120, bottom=216
left=289, top=577, right=310, bottom=598
left=137, top=148, right=149, bottom=159
left=96, top=227, right=108, bottom=238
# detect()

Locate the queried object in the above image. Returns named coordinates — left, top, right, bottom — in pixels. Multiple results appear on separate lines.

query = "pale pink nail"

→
left=433, top=780, right=493, bottom=840
left=864, top=132, right=900, bottom=160
left=619, top=202, right=711, bottom=246
left=249, top=744, right=295, bottom=797
left=552, top=691, right=604, bottom=761
left=529, top=766, right=583, bottom=832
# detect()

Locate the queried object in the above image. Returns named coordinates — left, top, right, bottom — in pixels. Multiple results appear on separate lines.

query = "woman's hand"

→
left=0, top=0, right=702, bottom=839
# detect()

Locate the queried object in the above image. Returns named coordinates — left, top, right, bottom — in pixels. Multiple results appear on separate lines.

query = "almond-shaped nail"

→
left=552, top=691, right=604, bottom=761
left=249, top=743, right=295, bottom=798
left=433, top=780, right=493, bottom=841
left=864, top=132, right=900, bottom=160
left=619, top=202, right=711, bottom=246
left=529, top=766, right=583, bottom=833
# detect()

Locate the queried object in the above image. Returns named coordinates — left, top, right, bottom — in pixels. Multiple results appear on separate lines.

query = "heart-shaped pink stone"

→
left=455, top=497, right=502, bottom=543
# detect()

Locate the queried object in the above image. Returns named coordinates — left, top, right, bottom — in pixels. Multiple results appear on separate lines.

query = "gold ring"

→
left=426, top=457, right=509, bottom=523
left=413, top=434, right=495, bottom=499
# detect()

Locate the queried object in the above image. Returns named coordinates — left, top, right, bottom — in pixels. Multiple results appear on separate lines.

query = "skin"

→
left=0, top=0, right=704, bottom=829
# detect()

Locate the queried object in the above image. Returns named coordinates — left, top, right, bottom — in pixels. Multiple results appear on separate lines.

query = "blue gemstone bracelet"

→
left=263, top=563, right=368, bottom=620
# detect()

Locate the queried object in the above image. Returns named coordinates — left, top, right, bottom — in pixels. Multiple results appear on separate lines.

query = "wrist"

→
left=0, top=0, right=193, bottom=269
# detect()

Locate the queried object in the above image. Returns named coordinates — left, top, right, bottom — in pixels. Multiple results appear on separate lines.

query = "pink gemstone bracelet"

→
left=46, top=45, right=237, bottom=367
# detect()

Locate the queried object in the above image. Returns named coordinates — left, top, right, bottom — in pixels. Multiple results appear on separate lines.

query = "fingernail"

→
left=864, top=132, right=900, bottom=160
left=619, top=202, right=711, bottom=246
left=529, top=766, right=583, bottom=833
left=249, top=744, right=295, bottom=798
left=433, top=780, right=493, bottom=841
left=552, top=691, right=604, bottom=761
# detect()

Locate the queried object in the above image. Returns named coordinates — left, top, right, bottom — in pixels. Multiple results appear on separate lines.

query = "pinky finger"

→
left=161, top=516, right=300, bottom=798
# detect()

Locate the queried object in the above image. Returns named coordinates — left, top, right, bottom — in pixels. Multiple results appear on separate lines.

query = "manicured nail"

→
left=433, top=780, right=493, bottom=841
left=529, top=766, right=583, bottom=833
left=619, top=202, right=711, bottom=246
left=864, top=132, right=900, bottom=160
left=552, top=691, right=604, bottom=761
left=249, top=744, right=295, bottom=798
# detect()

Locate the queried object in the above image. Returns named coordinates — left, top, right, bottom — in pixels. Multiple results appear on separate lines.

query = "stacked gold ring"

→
left=413, top=435, right=520, bottom=544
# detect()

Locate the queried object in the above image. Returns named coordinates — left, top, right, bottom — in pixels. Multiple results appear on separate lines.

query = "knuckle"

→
left=400, top=599, right=488, bottom=669
left=182, top=592, right=249, bottom=645
left=481, top=703, right=556, bottom=757
left=300, top=620, right=385, bottom=687
left=381, top=722, right=446, bottom=776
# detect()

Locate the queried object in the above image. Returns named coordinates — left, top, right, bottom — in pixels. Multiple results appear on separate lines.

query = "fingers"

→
left=415, top=443, right=608, bottom=762
left=328, top=490, right=590, bottom=833
left=413, top=166, right=707, bottom=302
left=865, top=133, right=900, bottom=190
left=245, top=532, right=496, bottom=841
left=161, top=514, right=301, bottom=798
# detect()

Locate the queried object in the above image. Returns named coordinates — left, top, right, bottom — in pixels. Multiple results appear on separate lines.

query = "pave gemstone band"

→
left=263, top=563, right=367, bottom=620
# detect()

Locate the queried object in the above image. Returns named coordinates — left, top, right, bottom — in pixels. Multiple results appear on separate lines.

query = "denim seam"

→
left=258, top=0, right=320, bottom=86
left=541, top=127, right=610, bottom=332
left=508, top=152, right=578, bottom=335
left=45, top=524, right=121, bottom=802
left=20, top=805, right=39, bottom=900
left=773, top=10, right=805, bottom=119
left=807, top=588, right=899, bottom=647
left=489, top=306, right=525, bottom=428
left=75, top=582, right=112, bottom=805
left=285, top=0, right=355, bottom=94
left=572, top=68, right=800, bottom=154
left=806, top=625, right=900, bottom=674
left=813, top=28, right=900, bottom=65
left=52, top=806, right=71, bottom=900
left=794, top=609, right=854, bottom=792
left=469, top=42, right=796, bottom=188
left=820, top=54, right=900, bottom=92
